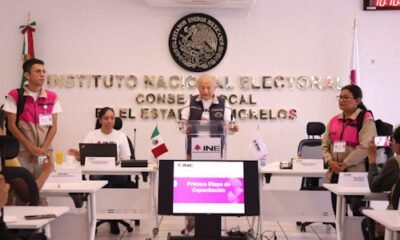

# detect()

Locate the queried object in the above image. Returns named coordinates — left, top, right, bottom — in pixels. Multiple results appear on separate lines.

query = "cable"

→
left=118, top=220, right=133, bottom=240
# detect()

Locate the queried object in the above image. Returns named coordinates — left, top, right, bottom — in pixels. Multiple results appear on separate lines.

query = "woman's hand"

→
left=41, top=156, right=55, bottom=175
left=367, top=137, right=377, bottom=164
left=328, top=160, right=346, bottom=174
left=68, top=148, right=80, bottom=161
left=0, top=174, right=10, bottom=207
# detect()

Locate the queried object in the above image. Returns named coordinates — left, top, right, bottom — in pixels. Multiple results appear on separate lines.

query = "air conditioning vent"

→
left=144, top=0, right=257, bottom=9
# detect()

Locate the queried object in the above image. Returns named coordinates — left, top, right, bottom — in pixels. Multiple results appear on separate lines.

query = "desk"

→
left=258, top=162, right=331, bottom=235
left=82, top=164, right=158, bottom=239
left=260, top=161, right=326, bottom=178
left=4, top=206, right=69, bottom=237
left=323, top=183, right=388, bottom=240
left=362, top=209, right=400, bottom=240
left=41, top=180, right=107, bottom=240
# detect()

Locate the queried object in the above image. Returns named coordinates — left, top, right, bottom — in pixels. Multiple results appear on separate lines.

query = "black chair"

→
left=0, top=136, right=40, bottom=206
left=94, top=117, right=140, bottom=234
left=0, top=137, right=46, bottom=240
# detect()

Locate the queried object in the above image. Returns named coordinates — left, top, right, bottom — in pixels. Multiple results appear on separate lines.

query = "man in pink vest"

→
left=3, top=58, right=62, bottom=178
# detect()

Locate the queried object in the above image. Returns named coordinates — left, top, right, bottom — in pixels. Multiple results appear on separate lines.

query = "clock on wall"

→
left=364, top=0, right=400, bottom=10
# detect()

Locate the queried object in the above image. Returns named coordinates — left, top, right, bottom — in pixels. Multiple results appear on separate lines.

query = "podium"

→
left=168, top=120, right=245, bottom=240
left=178, top=120, right=235, bottom=161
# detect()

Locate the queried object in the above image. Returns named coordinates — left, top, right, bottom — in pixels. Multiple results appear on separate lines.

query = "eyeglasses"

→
left=336, top=96, right=354, bottom=101
left=31, top=70, right=46, bottom=74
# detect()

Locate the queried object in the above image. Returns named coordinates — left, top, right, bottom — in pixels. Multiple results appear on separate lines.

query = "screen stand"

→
left=168, top=216, right=247, bottom=240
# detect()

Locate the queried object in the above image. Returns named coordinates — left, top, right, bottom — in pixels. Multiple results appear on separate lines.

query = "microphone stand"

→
left=132, top=128, right=136, bottom=160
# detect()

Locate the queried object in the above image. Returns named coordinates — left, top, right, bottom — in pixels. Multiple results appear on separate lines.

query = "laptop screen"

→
left=79, top=143, right=118, bottom=166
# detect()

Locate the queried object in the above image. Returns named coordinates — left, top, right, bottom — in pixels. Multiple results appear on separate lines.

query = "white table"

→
left=4, top=206, right=69, bottom=237
left=323, top=183, right=389, bottom=240
left=82, top=164, right=158, bottom=239
left=258, top=161, right=329, bottom=234
left=260, top=161, right=326, bottom=177
left=41, top=180, right=107, bottom=240
left=362, top=209, right=400, bottom=240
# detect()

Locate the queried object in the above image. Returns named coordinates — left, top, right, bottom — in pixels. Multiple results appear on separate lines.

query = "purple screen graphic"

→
left=173, top=177, right=244, bottom=204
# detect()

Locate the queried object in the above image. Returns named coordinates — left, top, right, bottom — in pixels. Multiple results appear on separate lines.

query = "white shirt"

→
left=83, top=129, right=131, bottom=161
left=180, top=95, right=233, bottom=121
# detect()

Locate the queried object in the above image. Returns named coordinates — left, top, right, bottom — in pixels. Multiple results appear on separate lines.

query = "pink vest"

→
left=329, top=111, right=374, bottom=148
left=8, top=88, right=57, bottom=125
left=8, top=88, right=58, bottom=152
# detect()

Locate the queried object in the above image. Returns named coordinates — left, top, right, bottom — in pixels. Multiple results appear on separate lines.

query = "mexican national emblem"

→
left=169, top=13, right=228, bottom=72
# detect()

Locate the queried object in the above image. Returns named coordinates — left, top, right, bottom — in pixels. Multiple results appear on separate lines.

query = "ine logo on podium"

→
left=168, top=13, right=228, bottom=72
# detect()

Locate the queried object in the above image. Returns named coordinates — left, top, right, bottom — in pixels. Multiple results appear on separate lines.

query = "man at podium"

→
left=179, top=74, right=239, bottom=235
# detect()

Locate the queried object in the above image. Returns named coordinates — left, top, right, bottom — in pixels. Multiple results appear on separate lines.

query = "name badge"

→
left=293, top=159, right=324, bottom=171
left=47, top=167, right=82, bottom=183
left=338, top=172, right=368, bottom=188
left=84, top=157, right=115, bottom=169
left=39, top=114, right=53, bottom=126
left=333, top=141, right=346, bottom=153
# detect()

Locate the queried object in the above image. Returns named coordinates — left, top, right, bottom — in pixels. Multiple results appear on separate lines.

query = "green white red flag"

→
left=151, top=126, right=168, bottom=158
left=19, top=20, right=36, bottom=88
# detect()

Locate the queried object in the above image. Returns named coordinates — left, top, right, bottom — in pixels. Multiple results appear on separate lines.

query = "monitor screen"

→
left=158, top=160, right=259, bottom=216
left=79, top=143, right=118, bottom=166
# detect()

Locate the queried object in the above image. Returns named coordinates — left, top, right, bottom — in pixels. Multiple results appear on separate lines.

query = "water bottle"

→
left=259, top=155, right=267, bottom=167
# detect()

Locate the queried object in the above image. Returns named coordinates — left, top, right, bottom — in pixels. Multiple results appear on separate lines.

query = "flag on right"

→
left=350, top=18, right=360, bottom=86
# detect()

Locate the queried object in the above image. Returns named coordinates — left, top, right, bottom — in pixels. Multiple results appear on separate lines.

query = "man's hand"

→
left=27, top=144, right=46, bottom=156
left=228, top=123, right=239, bottom=133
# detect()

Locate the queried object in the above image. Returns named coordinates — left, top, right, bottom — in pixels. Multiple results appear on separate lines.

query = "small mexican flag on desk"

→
left=151, top=126, right=168, bottom=158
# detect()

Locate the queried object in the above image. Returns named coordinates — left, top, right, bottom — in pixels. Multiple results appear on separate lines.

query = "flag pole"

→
left=27, top=11, right=31, bottom=25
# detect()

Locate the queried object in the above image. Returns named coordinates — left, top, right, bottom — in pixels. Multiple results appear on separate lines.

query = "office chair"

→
left=94, top=117, right=139, bottom=234
left=1, top=136, right=47, bottom=240
left=296, top=122, right=335, bottom=232
left=0, top=136, right=39, bottom=206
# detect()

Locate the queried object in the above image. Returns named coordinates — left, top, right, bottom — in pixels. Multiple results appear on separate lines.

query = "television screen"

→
left=158, top=160, right=259, bottom=216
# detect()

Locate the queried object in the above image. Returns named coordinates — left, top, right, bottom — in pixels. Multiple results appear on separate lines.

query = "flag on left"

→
left=19, top=19, right=36, bottom=88
left=151, top=126, right=168, bottom=158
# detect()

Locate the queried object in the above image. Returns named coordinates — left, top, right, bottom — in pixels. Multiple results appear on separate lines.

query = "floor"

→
left=95, top=216, right=337, bottom=240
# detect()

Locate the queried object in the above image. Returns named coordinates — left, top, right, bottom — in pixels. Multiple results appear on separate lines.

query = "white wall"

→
left=1, top=0, right=399, bottom=162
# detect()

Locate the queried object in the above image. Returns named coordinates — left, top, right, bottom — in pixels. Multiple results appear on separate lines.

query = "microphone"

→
left=132, top=128, right=136, bottom=160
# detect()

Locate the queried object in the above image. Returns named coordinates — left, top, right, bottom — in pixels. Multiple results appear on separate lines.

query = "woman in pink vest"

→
left=322, top=84, right=377, bottom=217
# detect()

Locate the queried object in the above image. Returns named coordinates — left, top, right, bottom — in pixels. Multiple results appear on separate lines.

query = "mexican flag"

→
left=151, top=126, right=168, bottom=158
left=19, top=20, right=36, bottom=88
left=350, top=18, right=360, bottom=86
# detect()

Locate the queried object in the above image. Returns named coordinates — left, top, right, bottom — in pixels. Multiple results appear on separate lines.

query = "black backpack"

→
left=356, top=110, right=393, bottom=137
left=357, top=110, right=394, bottom=170
left=3, top=88, right=26, bottom=136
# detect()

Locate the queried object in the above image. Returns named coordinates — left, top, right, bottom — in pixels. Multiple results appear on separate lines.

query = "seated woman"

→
left=362, top=125, right=400, bottom=240
left=69, top=107, right=131, bottom=235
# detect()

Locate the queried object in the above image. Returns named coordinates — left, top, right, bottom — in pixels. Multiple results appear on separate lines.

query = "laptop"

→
left=79, top=143, right=118, bottom=166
